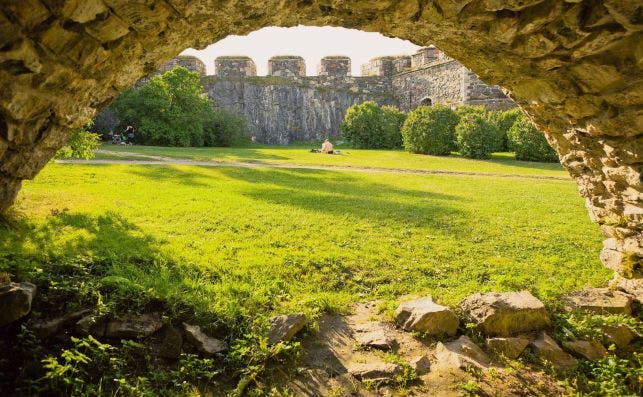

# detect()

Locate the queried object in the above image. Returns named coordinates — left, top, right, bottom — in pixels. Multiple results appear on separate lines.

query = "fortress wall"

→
left=391, top=59, right=516, bottom=112
left=202, top=75, right=393, bottom=144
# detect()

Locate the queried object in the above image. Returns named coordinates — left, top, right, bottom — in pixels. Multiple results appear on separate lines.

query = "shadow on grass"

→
left=216, top=166, right=464, bottom=231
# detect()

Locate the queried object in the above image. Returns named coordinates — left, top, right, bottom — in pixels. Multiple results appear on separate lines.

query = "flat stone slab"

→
left=486, top=336, right=531, bottom=359
left=267, top=313, right=307, bottom=344
left=460, top=291, right=550, bottom=336
left=183, top=323, right=227, bottom=355
left=32, top=309, right=90, bottom=338
left=105, top=313, right=163, bottom=339
left=0, top=282, right=36, bottom=327
left=394, top=297, right=459, bottom=336
left=347, top=362, right=402, bottom=382
left=353, top=322, right=395, bottom=350
left=433, top=335, right=491, bottom=370
left=563, top=340, right=608, bottom=361
left=562, top=287, right=633, bottom=314
left=530, top=332, right=577, bottom=369
left=616, top=277, right=642, bottom=303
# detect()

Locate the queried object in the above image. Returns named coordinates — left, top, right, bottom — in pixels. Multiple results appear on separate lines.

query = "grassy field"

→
left=4, top=158, right=608, bottom=327
left=95, top=144, right=568, bottom=178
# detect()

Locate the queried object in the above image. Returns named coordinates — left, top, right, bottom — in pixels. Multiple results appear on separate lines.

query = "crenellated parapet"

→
left=159, top=55, right=206, bottom=75
left=317, top=56, right=351, bottom=77
left=268, top=56, right=306, bottom=77
left=215, top=56, right=257, bottom=77
left=361, top=55, right=411, bottom=77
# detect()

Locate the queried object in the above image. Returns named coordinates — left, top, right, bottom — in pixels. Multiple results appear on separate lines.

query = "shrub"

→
left=203, top=107, right=251, bottom=147
left=340, top=101, right=403, bottom=149
left=401, top=105, right=458, bottom=155
left=113, top=66, right=214, bottom=147
left=455, top=113, right=497, bottom=159
left=55, top=126, right=100, bottom=160
left=487, top=108, right=521, bottom=152
left=508, top=114, right=559, bottom=162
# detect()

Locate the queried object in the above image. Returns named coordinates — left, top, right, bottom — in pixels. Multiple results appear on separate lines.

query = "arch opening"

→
left=0, top=1, right=640, bottom=282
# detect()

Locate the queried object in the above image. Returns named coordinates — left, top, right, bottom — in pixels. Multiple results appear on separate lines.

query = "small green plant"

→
left=458, top=381, right=482, bottom=396
left=401, top=105, right=458, bottom=155
left=55, top=126, right=101, bottom=160
left=508, top=114, right=558, bottom=162
left=455, top=113, right=497, bottom=159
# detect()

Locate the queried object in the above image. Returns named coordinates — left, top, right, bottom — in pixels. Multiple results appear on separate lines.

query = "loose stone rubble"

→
left=460, top=291, right=550, bottom=336
left=353, top=322, right=396, bottom=350
left=104, top=313, right=163, bottom=339
left=601, top=324, right=635, bottom=349
left=183, top=323, right=227, bottom=355
left=394, top=297, right=459, bottom=336
left=0, top=282, right=36, bottom=327
left=347, top=362, right=402, bottom=382
left=562, top=287, right=633, bottom=314
left=562, top=340, right=608, bottom=361
left=486, top=336, right=531, bottom=359
left=267, top=313, right=307, bottom=344
left=433, top=335, right=491, bottom=370
left=530, top=332, right=577, bottom=369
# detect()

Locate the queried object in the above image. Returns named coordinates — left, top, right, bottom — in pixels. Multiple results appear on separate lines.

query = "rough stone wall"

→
left=317, top=56, right=351, bottom=77
left=392, top=60, right=466, bottom=111
left=462, top=71, right=516, bottom=110
left=0, top=0, right=640, bottom=280
left=159, top=55, right=206, bottom=75
left=215, top=56, right=256, bottom=77
left=268, top=56, right=305, bottom=77
left=202, top=75, right=394, bottom=144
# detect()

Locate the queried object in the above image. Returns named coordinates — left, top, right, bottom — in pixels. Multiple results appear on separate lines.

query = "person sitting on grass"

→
left=321, top=138, right=334, bottom=154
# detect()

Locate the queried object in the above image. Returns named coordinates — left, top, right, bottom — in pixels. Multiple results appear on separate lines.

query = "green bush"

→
left=340, top=101, right=404, bottom=149
left=487, top=108, right=521, bottom=152
left=55, top=126, right=100, bottom=160
left=455, top=113, right=497, bottom=159
left=401, top=105, right=458, bottom=155
left=113, top=66, right=214, bottom=147
left=203, top=107, right=251, bottom=147
left=508, top=114, right=559, bottom=162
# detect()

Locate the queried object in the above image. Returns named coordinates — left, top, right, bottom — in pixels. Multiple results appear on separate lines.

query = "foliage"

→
left=340, top=101, right=404, bottom=149
left=508, top=115, right=559, bottom=162
left=455, top=113, right=498, bottom=159
left=487, top=108, right=522, bottom=151
left=401, top=105, right=458, bottom=155
left=203, top=107, right=251, bottom=147
left=112, top=67, right=214, bottom=147
left=55, top=126, right=101, bottom=160
left=552, top=311, right=641, bottom=344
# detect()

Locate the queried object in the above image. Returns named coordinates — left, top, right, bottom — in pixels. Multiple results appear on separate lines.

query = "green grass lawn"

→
left=95, top=144, right=568, bottom=178
left=3, top=160, right=609, bottom=329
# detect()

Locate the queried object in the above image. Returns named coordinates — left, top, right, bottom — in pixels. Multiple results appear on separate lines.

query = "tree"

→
left=55, top=122, right=100, bottom=160
left=112, top=67, right=214, bottom=147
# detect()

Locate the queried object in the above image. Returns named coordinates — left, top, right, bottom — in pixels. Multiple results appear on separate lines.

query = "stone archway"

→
left=0, top=1, right=640, bottom=280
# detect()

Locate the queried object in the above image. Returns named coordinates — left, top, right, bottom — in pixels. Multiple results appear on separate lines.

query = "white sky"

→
left=181, top=26, right=421, bottom=76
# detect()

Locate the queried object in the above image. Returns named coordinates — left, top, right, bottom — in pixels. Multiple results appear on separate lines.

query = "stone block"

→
left=394, top=297, right=459, bottom=336
left=62, top=0, right=109, bottom=23
left=0, top=282, right=36, bottom=327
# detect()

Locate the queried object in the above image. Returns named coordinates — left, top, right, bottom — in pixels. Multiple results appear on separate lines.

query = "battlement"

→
left=158, top=55, right=206, bottom=75
left=411, top=46, right=450, bottom=68
left=268, top=55, right=306, bottom=77
left=361, top=55, right=411, bottom=77
left=317, top=56, right=351, bottom=77
left=215, top=56, right=257, bottom=77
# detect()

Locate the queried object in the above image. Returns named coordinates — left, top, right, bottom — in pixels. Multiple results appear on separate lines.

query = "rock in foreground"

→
left=354, top=322, right=396, bottom=350
left=562, top=287, right=633, bottom=315
left=394, top=297, right=459, bottom=336
left=433, top=335, right=491, bottom=370
left=267, top=313, right=307, bottom=344
left=562, top=340, right=608, bottom=361
left=486, top=336, right=531, bottom=359
left=347, top=362, right=402, bottom=382
left=0, top=282, right=36, bottom=327
left=530, top=332, right=577, bottom=369
left=183, top=323, right=227, bottom=355
left=105, top=313, right=163, bottom=339
left=460, top=291, right=549, bottom=336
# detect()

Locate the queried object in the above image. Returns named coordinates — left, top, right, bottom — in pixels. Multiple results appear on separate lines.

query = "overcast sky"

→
left=181, top=26, right=421, bottom=76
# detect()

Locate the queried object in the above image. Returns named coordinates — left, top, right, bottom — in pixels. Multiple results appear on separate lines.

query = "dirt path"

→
left=56, top=150, right=570, bottom=181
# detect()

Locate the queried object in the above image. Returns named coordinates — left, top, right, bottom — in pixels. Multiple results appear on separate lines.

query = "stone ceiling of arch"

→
left=0, top=0, right=641, bottom=276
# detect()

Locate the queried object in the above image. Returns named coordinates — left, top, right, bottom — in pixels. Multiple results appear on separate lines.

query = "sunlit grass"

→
left=95, top=144, right=567, bottom=177
left=2, top=161, right=609, bottom=328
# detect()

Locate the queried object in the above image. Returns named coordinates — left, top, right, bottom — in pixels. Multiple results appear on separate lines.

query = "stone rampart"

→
left=268, top=56, right=305, bottom=77
left=215, top=56, right=256, bottom=77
